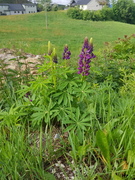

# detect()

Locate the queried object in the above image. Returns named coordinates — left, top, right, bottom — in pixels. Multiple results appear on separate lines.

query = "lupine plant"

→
left=1, top=35, right=135, bottom=179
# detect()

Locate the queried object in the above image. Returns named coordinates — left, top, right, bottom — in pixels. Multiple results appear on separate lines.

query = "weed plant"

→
left=1, top=34, right=135, bottom=179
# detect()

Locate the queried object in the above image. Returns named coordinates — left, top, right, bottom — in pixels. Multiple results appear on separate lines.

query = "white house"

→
left=0, top=3, right=37, bottom=15
left=22, top=3, right=37, bottom=14
left=76, top=0, right=108, bottom=11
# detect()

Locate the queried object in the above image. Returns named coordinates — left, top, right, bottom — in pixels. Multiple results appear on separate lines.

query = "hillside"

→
left=0, top=10, right=135, bottom=57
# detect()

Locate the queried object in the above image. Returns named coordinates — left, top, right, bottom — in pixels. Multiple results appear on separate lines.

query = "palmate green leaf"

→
left=76, top=107, right=80, bottom=120
left=64, top=124, right=76, bottom=132
left=63, top=119, right=75, bottom=124
left=96, top=130, right=111, bottom=169
left=80, top=117, right=91, bottom=123
left=58, top=81, right=69, bottom=90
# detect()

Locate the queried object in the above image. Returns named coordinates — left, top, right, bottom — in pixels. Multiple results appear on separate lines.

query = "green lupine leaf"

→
left=80, top=117, right=90, bottom=123
left=58, top=94, right=64, bottom=105
left=65, top=125, right=76, bottom=132
left=63, top=120, right=76, bottom=124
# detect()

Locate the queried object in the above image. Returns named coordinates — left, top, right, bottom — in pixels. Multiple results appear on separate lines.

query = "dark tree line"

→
left=0, top=0, right=30, bottom=3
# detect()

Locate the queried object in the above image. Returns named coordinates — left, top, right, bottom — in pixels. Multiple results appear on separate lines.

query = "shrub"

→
left=67, top=8, right=82, bottom=19
left=100, top=6, right=114, bottom=21
left=52, top=5, right=58, bottom=11
left=46, top=4, right=52, bottom=11
left=89, top=34, right=135, bottom=90
left=82, top=10, right=91, bottom=20
left=91, top=10, right=103, bottom=21
left=112, top=0, right=135, bottom=24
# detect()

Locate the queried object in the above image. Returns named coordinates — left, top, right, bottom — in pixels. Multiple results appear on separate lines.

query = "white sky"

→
left=51, top=0, right=71, bottom=5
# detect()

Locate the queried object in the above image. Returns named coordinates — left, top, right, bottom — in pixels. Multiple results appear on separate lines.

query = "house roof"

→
left=76, top=0, right=91, bottom=5
left=76, top=0, right=108, bottom=5
left=0, top=3, right=36, bottom=11
left=22, top=3, right=36, bottom=6
left=8, top=4, right=25, bottom=11
left=0, top=3, right=9, bottom=6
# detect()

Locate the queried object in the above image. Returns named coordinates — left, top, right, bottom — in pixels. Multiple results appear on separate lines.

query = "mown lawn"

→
left=0, top=10, right=135, bottom=58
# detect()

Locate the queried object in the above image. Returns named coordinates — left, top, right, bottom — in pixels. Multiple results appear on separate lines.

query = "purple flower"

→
left=62, top=45, right=71, bottom=60
left=78, top=37, right=96, bottom=76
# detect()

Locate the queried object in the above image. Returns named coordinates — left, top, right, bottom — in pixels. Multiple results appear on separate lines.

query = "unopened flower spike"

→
left=52, top=48, right=58, bottom=63
left=90, top=38, right=93, bottom=46
left=48, top=41, right=53, bottom=55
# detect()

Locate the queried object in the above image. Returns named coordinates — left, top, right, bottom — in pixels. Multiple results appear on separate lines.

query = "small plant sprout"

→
left=78, top=37, right=96, bottom=76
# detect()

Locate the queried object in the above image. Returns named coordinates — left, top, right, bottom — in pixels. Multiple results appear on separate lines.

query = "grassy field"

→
left=0, top=10, right=135, bottom=58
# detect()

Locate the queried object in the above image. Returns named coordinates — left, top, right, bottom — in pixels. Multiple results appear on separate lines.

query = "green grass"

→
left=0, top=10, right=135, bottom=58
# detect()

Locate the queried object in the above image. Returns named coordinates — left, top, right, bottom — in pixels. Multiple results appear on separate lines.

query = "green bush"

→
left=46, top=4, right=52, bottom=11
left=91, top=10, right=103, bottom=21
left=112, top=0, right=135, bottom=24
left=89, top=34, right=135, bottom=89
left=52, top=5, right=58, bottom=11
left=67, top=8, right=82, bottom=19
left=82, top=10, right=91, bottom=20
left=67, top=7, right=114, bottom=21
left=100, top=6, right=114, bottom=21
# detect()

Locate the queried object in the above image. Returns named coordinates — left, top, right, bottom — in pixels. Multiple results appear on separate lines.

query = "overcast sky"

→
left=51, top=0, right=71, bottom=5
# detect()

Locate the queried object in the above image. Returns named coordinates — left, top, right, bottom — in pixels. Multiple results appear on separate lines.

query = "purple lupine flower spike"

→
left=78, top=37, right=96, bottom=76
left=62, top=45, right=71, bottom=60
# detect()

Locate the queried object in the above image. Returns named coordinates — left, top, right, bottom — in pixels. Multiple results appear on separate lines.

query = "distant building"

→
left=0, top=3, right=37, bottom=15
left=72, top=0, right=108, bottom=11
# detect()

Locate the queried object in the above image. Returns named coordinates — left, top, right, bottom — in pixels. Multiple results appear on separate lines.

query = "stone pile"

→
left=0, top=48, right=44, bottom=74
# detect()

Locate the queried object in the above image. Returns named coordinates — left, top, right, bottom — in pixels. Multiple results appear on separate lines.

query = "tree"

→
left=112, top=0, right=135, bottom=24
left=36, top=0, right=52, bottom=29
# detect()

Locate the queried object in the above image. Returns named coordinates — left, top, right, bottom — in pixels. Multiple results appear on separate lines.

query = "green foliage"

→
left=67, top=7, right=114, bottom=21
left=100, top=6, right=114, bottom=21
left=2, top=31, right=135, bottom=179
left=89, top=34, right=135, bottom=89
left=52, top=5, right=58, bottom=11
left=68, top=2, right=135, bottom=24
left=112, top=0, right=135, bottom=24
left=96, top=130, right=111, bottom=169
left=67, top=8, right=82, bottom=19
left=37, top=3, right=44, bottom=12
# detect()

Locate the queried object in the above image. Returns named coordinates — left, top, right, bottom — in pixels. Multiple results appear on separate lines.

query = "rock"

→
left=0, top=48, right=44, bottom=74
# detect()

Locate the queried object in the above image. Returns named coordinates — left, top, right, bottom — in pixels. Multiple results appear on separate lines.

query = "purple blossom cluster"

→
left=62, top=45, right=71, bottom=60
left=78, top=37, right=96, bottom=76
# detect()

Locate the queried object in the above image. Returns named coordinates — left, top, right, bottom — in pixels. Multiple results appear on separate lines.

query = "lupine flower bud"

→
left=90, top=38, right=93, bottom=46
left=52, top=48, right=58, bottom=63
left=48, top=41, right=53, bottom=55
left=62, top=44, right=71, bottom=60
left=78, top=37, right=96, bottom=76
